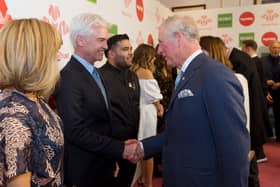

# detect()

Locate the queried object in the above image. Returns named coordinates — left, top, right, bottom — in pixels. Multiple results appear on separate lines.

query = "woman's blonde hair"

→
left=0, top=18, right=62, bottom=98
left=130, top=44, right=156, bottom=73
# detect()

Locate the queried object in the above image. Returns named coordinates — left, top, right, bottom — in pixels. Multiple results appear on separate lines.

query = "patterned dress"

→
left=0, top=89, right=64, bottom=187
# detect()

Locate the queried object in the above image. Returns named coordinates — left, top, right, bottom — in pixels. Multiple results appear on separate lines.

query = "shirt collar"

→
left=180, top=49, right=203, bottom=73
left=251, top=54, right=258, bottom=58
left=73, top=54, right=94, bottom=74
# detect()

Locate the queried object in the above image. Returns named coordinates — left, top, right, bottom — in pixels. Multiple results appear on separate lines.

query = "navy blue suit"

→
left=142, top=53, right=250, bottom=187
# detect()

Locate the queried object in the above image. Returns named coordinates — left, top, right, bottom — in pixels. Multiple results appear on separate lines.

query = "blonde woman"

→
left=130, top=44, right=163, bottom=187
left=0, top=19, right=63, bottom=187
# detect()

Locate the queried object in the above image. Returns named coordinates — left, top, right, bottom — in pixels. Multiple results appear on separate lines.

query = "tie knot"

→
left=92, top=67, right=97, bottom=74
left=175, top=70, right=184, bottom=88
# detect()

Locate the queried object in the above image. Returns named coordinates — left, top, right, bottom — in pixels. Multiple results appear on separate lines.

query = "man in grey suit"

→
left=128, top=15, right=250, bottom=187
left=55, top=13, right=137, bottom=187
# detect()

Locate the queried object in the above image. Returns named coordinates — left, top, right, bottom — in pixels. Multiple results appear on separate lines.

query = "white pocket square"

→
left=178, top=89, right=194, bottom=99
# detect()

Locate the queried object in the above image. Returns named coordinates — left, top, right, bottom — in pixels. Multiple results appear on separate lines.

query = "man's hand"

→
left=271, top=82, right=280, bottom=90
left=123, top=139, right=144, bottom=163
left=266, top=93, right=273, bottom=103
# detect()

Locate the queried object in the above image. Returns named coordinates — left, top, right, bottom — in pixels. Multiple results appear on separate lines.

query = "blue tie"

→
left=92, top=68, right=108, bottom=108
left=174, top=70, right=184, bottom=89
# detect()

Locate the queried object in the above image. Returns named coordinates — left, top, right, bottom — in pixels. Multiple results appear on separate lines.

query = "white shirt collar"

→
left=180, top=49, right=203, bottom=73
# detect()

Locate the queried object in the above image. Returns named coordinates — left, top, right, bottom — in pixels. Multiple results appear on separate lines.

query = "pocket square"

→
left=178, top=89, right=194, bottom=99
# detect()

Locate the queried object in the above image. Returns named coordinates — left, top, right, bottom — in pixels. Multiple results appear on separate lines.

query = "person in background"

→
left=130, top=44, right=163, bottom=187
left=200, top=36, right=260, bottom=187
left=99, top=34, right=140, bottom=187
left=0, top=18, right=64, bottom=187
left=55, top=13, right=137, bottom=187
left=242, top=40, right=266, bottom=94
left=242, top=39, right=272, bottom=160
left=228, top=41, right=267, bottom=167
left=128, top=15, right=250, bottom=187
left=153, top=45, right=176, bottom=177
left=153, top=45, right=176, bottom=134
left=261, top=40, right=280, bottom=143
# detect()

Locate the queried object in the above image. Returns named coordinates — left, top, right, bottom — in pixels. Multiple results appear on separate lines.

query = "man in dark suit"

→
left=229, top=46, right=267, bottom=162
left=241, top=39, right=271, bottom=160
left=55, top=13, right=137, bottom=187
left=128, top=15, right=250, bottom=187
left=262, top=40, right=280, bottom=143
left=228, top=42, right=268, bottom=187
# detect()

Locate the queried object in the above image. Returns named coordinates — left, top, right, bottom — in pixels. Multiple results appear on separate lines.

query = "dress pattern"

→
left=0, top=89, right=64, bottom=187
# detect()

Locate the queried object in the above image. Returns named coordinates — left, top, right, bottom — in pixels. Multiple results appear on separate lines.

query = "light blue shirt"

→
left=73, top=54, right=94, bottom=74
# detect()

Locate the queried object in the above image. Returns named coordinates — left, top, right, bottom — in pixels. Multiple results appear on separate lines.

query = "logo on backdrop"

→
left=122, top=0, right=132, bottom=18
left=261, top=9, right=279, bottom=25
left=147, top=34, right=154, bottom=46
left=239, top=32, right=255, bottom=47
left=155, top=7, right=161, bottom=24
left=42, top=4, right=69, bottom=61
left=239, top=11, right=255, bottom=26
left=87, top=0, right=97, bottom=3
left=0, top=0, right=12, bottom=29
left=261, top=32, right=278, bottom=46
left=136, top=31, right=144, bottom=45
left=196, top=15, right=212, bottom=30
left=218, top=13, right=232, bottom=28
left=136, top=0, right=144, bottom=22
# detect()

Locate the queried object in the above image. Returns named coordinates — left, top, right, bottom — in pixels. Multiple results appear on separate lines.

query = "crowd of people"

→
left=0, top=13, right=279, bottom=187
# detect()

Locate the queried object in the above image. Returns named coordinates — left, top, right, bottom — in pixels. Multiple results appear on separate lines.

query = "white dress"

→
left=131, top=79, right=162, bottom=187
left=137, top=79, right=163, bottom=140
left=235, top=73, right=250, bottom=132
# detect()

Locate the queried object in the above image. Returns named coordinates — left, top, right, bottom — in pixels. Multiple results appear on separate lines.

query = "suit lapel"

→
left=167, top=54, right=205, bottom=110
left=70, top=56, right=111, bottom=112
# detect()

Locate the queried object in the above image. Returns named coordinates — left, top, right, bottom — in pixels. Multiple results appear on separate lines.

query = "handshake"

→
left=122, top=139, right=144, bottom=163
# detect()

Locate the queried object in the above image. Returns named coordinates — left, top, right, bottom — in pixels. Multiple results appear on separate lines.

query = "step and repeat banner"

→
left=175, top=3, right=280, bottom=56
left=0, top=0, right=171, bottom=68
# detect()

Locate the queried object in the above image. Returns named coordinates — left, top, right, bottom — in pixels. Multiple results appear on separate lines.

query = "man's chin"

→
left=166, top=60, right=175, bottom=67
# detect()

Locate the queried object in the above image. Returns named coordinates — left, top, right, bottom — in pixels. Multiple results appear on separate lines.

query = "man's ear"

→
left=108, top=49, right=114, bottom=58
left=174, top=31, right=182, bottom=42
left=76, top=34, right=85, bottom=47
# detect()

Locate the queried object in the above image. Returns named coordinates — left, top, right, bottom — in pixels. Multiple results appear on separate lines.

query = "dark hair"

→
left=242, top=39, right=258, bottom=51
left=105, top=34, right=129, bottom=57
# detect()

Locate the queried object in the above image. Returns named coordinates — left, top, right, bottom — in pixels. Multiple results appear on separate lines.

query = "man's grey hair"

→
left=161, top=15, right=199, bottom=40
left=269, top=40, right=280, bottom=48
left=69, top=13, right=110, bottom=47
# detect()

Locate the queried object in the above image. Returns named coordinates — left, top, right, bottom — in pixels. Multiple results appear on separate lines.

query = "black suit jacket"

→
left=252, top=56, right=266, bottom=95
left=229, top=48, right=266, bottom=149
left=55, top=56, right=124, bottom=187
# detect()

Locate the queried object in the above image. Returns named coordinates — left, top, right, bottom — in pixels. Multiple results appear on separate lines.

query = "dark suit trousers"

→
left=272, top=100, right=280, bottom=141
left=115, top=159, right=136, bottom=187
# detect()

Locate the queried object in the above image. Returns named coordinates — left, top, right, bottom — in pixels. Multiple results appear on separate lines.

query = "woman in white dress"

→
left=130, top=44, right=163, bottom=187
